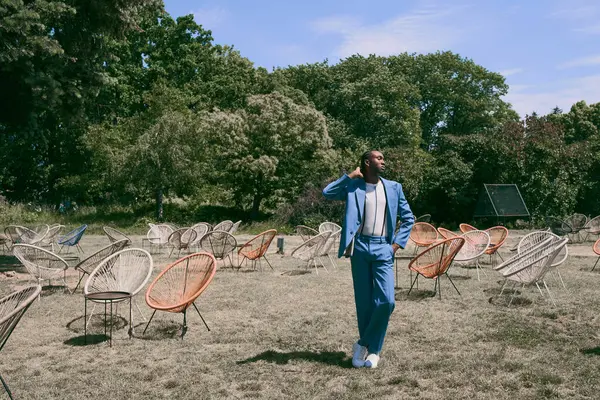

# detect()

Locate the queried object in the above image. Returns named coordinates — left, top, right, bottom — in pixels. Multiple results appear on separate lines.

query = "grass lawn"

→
left=1, top=232, right=600, bottom=399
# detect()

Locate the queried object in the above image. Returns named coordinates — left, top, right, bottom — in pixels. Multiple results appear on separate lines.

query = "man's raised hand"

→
left=348, top=167, right=363, bottom=179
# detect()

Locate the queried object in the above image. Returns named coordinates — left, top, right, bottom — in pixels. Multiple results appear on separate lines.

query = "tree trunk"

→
left=250, top=194, right=262, bottom=220
left=156, top=188, right=164, bottom=221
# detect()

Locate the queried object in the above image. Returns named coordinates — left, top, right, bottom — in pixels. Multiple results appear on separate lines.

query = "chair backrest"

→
left=586, top=216, right=600, bottom=234
left=319, top=222, right=342, bottom=234
left=16, top=226, right=46, bottom=245
left=296, top=225, right=318, bottom=242
left=459, top=223, right=477, bottom=234
left=409, top=222, right=439, bottom=247
left=75, top=239, right=130, bottom=275
left=0, top=285, right=42, bottom=352
left=146, top=252, right=217, bottom=313
left=518, top=231, right=568, bottom=267
left=4, top=226, right=25, bottom=244
left=229, top=220, right=242, bottom=235
left=408, top=237, right=465, bottom=278
left=40, top=224, right=64, bottom=245
left=12, top=244, right=70, bottom=279
left=501, top=238, right=568, bottom=284
left=239, top=229, right=277, bottom=260
left=103, top=226, right=132, bottom=245
left=84, top=248, right=153, bottom=297
left=213, top=220, right=234, bottom=232
left=593, top=238, right=600, bottom=256
left=545, top=216, right=572, bottom=236
left=565, top=213, right=588, bottom=231
left=484, top=226, right=509, bottom=253
left=291, top=231, right=331, bottom=262
left=318, top=229, right=341, bottom=257
left=437, top=227, right=459, bottom=240
left=168, top=228, right=197, bottom=250
left=415, top=214, right=432, bottom=223
left=455, top=230, right=490, bottom=262
left=147, top=224, right=173, bottom=245
left=58, top=224, right=87, bottom=246
left=198, top=231, right=237, bottom=259
left=189, top=223, right=210, bottom=245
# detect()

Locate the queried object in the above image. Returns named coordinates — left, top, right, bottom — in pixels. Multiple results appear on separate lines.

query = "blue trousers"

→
left=351, top=235, right=395, bottom=354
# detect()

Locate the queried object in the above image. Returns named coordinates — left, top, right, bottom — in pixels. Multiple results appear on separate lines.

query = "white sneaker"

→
left=364, top=353, right=380, bottom=369
left=352, top=342, right=368, bottom=368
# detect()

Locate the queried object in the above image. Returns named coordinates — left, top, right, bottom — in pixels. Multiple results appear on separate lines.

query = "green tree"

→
left=199, top=92, right=335, bottom=218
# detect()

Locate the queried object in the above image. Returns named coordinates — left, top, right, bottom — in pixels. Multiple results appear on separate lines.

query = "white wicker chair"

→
left=189, top=223, right=211, bottom=248
left=103, top=226, right=132, bottom=246
left=454, top=230, right=490, bottom=281
left=72, top=239, right=130, bottom=293
left=146, top=223, right=173, bottom=253
left=319, top=222, right=342, bottom=234
left=0, top=285, right=42, bottom=399
left=12, top=244, right=70, bottom=292
left=290, top=231, right=332, bottom=275
left=167, top=228, right=197, bottom=257
left=518, top=231, right=568, bottom=289
left=38, top=224, right=64, bottom=252
left=213, top=220, right=234, bottom=232
left=229, top=220, right=242, bottom=235
left=317, top=228, right=341, bottom=270
left=296, top=225, right=318, bottom=242
left=198, top=231, right=237, bottom=267
left=494, top=237, right=567, bottom=306
left=84, top=248, right=153, bottom=333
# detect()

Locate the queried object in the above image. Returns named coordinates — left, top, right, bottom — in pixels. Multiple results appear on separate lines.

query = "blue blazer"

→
left=322, top=174, right=415, bottom=258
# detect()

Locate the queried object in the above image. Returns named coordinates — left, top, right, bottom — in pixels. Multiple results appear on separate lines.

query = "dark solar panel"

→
left=474, top=184, right=529, bottom=217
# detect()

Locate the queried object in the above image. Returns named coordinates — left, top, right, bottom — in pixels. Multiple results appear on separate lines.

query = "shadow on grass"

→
left=395, top=288, right=436, bottom=301
left=66, top=314, right=129, bottom=333
left=135, top=320, right=183, bottom=341
left=281, top=270, right=312, bottom=276
left=237, top=350, right=352, bottom=368
left=580, top=347, right=600, bottom=356
left=64, top=334, right=109, bottom=346
left=488, top=295, right=532, bottom=307
left=40, top=284, right=70, bottom=297
left=0, top=254, right=25, bottom=273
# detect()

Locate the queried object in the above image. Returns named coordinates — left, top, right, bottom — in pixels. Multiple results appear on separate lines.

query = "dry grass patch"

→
left=1, top=233, right=600, bottom=399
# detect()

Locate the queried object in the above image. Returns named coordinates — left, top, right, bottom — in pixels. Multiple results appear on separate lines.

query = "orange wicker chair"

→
left=592, top=239, right=600, bottom=271
left=437, top=227, right=459, bottom=239
left=238, top=229, right=277, bottom=271
left=409, top=222, right=439, bottom=256
left=459, top=223, right=477, bottom=234
left=485, top=226, right=509, bottom=267
left=408, top=237, right=465, bottom=299
left=144, top=252, right=217, bottom=339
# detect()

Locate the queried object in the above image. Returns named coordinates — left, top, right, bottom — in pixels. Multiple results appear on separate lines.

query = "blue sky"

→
left=163, top=0, right=600, bottom=117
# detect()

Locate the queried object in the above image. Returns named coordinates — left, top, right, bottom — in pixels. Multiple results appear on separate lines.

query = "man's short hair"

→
left=360, top=150, right=375, bottom=172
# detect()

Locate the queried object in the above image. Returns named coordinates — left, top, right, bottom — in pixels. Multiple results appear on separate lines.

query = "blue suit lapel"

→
left=355, top=180, right=366, bottom=221
left=381, top=178, right=394, bottom=238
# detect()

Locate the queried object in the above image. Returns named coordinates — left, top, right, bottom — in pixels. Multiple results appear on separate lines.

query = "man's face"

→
left=367, top=151, right=385, bottom=174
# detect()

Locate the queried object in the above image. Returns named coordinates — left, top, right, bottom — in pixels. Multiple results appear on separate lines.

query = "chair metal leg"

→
left=407, top=274, right=419, bottom=295
left=327, top=254, right=337, bottom=269
left=142, top=310, right=157, bottom=335
left=181, top=309, right=188, bottom=339
left=192, top=303, right=210, bottom=331
left=445, top=273, right=461, bottom=295
left=0, top=373, right=14, bottom=400
left=592, top=257, right=600, bottom=272
left=543, top=280, right=557, bottom=306
left=263, top=255, right=274, bottom=270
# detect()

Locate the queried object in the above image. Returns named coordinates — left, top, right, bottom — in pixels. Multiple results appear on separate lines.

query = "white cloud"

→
left=504, top=75, right=600, bottom=117
left=558, top=55, right=600, bottom=69
left=311, top=4, right=468, bottom=58
left=498, top=68, right=524, bottom=77
left=575, top=24, right=600, bottom=34
left=192, top=7, right=228, bottom=29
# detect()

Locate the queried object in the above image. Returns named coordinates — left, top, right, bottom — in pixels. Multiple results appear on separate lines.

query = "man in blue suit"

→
left=323, top=150, right=414, bottom=369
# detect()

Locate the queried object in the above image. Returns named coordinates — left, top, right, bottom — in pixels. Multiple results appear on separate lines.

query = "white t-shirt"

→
left=360, top=180, right=387, bottom=237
